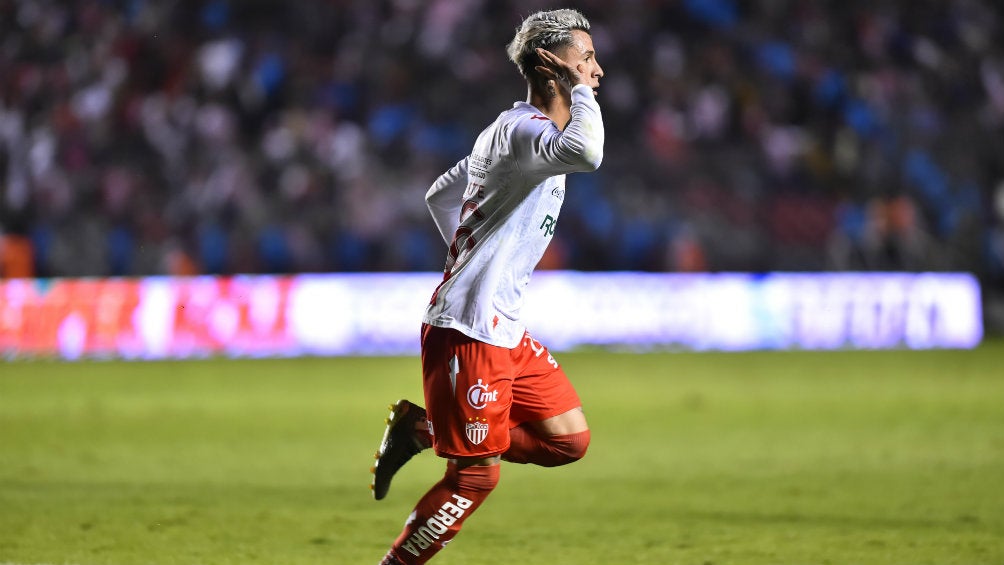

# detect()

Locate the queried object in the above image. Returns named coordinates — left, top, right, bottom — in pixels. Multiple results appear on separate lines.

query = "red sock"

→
left=502, top=425, right=590, bottom=467
left=384, top=462, right=499, bottom=565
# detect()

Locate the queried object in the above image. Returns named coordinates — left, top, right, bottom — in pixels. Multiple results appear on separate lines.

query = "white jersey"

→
left=423, top=84, right=604, bottom=348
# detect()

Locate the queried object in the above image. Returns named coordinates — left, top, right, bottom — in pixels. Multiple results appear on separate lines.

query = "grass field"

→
left=1, top=342, right=1003, bottom=565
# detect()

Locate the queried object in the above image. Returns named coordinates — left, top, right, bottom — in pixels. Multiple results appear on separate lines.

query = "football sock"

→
left=383, top=461, right=499, bottom=565
left=502, top=425, right=590, bottom=467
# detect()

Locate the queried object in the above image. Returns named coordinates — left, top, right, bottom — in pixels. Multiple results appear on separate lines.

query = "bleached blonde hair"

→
left=506, top=9, right=591, bottom=80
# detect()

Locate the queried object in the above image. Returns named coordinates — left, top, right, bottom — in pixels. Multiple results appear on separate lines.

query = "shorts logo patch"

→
left=466, top=378, right=498, bottom=409
left=465, top=417, right=489, bottom=445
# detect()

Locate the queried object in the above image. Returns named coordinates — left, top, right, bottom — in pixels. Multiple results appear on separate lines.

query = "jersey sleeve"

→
left=425, top=156, right=469, bottom=244
left=513, top=85, right=604, bottom=178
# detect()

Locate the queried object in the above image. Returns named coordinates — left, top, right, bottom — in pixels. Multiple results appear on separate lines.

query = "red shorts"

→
left=420, top=324, right=582, bottom=459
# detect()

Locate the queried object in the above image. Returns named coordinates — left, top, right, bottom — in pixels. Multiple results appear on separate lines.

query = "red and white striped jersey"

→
left=423, top=84, right=604, bottom=347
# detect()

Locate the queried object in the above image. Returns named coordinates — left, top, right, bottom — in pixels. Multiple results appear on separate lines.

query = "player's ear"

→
left=526, top=51, right=549, bottom=87
left=527, top=49, right=543, bottom=76
left=528, top=66, right=550, bottom=94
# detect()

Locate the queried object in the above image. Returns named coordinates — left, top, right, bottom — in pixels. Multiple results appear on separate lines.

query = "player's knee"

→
left=546, top=429, right=591, bottom=467
left=565, top=428, right=591, bottom=462
left=450, top=461, right=501, bottom=493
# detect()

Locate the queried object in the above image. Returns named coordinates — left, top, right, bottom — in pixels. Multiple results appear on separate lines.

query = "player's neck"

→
left=527, top=88, right=572, bottom=131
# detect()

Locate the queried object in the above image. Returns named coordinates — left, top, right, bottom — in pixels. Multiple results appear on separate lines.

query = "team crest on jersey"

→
left=466, top=379, right=498, bottom=409
left=465, top=417, right=489, bottom=445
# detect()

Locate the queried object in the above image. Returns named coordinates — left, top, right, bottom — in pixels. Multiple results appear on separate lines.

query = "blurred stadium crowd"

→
left=1, top=0, right=1003, bottom=287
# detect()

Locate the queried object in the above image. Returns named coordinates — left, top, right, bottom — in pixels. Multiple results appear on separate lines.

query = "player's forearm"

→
left=557, top=85, right=605, bottom=171
left=426, top=158, right=468, bottom=243
left=427, top=198, right=461, bottom=244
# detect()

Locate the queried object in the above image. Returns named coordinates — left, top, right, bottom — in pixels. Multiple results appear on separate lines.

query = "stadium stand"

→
left=0, top=0, right=1001, bottom=298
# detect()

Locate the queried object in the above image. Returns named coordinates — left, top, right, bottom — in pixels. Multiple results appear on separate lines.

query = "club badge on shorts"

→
left=465, top=417, right=489, bottom=445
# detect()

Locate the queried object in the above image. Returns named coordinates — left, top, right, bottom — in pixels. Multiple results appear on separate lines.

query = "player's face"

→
left=556, top=29, right=604, bottom=95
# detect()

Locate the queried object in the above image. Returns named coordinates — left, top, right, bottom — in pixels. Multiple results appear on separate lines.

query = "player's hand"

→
left=535, top=47, right=584, bottom=92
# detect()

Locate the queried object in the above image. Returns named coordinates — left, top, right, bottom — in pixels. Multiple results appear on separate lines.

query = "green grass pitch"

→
left=1, top=342, right=1003, bottom=565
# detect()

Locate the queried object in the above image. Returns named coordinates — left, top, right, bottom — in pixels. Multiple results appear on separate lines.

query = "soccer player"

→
left=372, top=9, right=604, bottom=564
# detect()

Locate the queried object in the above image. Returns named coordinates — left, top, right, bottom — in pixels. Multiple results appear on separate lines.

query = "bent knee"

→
left=545, top=429, right=591, bottom=467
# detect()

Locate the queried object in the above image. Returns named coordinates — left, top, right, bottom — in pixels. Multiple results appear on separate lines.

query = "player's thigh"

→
left=530, top=406, right=588, bottom=436
left=421, top=325, right=513, bottom=459
left=509, top=332, right=586, bottom=434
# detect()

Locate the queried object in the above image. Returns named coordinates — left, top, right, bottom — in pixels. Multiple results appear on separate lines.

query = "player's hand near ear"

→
left=535, top=47, right=585, bottom=94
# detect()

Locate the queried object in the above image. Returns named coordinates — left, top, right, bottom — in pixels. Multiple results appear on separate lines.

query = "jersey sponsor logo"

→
left=540, top=214, right=557, bottom=237
left=400, top=494, right=474, bottom=557
left=466, top=378, right=498, bottom=409
left=465, top=417, right=489, bottom=445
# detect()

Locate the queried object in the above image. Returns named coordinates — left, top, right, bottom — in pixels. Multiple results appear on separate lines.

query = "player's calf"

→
left=383, top=462, right=500, bottom=564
